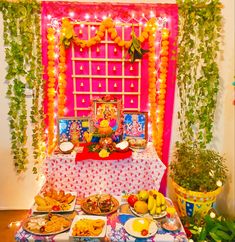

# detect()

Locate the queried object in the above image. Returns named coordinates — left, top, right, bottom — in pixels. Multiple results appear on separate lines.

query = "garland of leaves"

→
left=0, top=0, right=45, bottom=173
left=177, top=0, right=222, bottom=148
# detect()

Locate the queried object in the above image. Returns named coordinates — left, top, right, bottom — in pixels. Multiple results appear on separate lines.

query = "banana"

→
left=156, top=194, right=161, bottom=207
left=161, top=205, right=166, bottom=211
left=149, top=199, right=157, bottom=215
left=149, top=189, right=158, bottom=196
left=156, top=207, right=162, bottom=215
left=34, top=195, right=47, bottom=206
left=148, top=195, right=155, bottom=211
left=159, top=193, right=166, bottom=205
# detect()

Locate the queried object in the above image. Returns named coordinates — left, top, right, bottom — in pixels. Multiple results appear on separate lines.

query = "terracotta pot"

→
left=172, top=180, right=222, bottom=217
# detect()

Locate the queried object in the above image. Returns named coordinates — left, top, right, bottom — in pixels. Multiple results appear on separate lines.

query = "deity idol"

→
left=126, top=115, right=144, bottom=137
left=69, top=121, right=80, bottom=145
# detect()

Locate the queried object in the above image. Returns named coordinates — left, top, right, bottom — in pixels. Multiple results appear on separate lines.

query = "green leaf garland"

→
left=177, top=0, right=222, bottom=148
left=0, top=0, right=45, bottom=174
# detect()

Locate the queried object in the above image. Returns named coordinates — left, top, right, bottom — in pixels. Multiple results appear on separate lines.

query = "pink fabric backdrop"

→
left=41, top=1, right=178, bottom=194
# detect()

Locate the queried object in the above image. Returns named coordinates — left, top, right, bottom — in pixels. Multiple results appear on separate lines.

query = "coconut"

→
left=115, top=140, right=129, bottom=152
left=59, top=141, right=74, bottom=154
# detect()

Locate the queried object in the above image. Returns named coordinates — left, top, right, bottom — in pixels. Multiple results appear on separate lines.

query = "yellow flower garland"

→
left=54, top=18, right=169, bottom=156
left=58, top=43, right=66, bottom=116
left=155, top=28, right=170, bottom=158
left=47, top=27, right=56, bottom=154
left=146, top=19, right=158, bottom=153
left=61, top=17, right=155, bottom=50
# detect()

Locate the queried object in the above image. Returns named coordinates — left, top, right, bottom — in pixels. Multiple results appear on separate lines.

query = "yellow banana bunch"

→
left=147, top=190, right=167, bottom=215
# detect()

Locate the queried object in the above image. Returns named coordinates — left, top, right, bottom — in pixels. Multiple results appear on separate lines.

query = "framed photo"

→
left=58, top=117, right=90, bottom=144
left=92, top=99, right=122, bottom=132
left=123, top=112, right=148, bottom=140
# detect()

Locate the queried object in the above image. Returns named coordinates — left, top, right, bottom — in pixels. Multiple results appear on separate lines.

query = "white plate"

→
left=124, top=217, right=158, bottom=238
left=32, top=191, right=77, bottom=213
left=129, top=147, right=146, bottom=153
left=22, top=214, right=71, bottom=236
left=69, top=215, right=107, bottom=238
left=130, top=206, right=167, bottom=219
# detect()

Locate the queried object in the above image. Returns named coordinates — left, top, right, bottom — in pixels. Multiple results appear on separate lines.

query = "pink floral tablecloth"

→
left=42, top=143, right=166, bottom=196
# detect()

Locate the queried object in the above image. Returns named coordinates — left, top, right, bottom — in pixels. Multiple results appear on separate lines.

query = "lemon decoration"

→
left=99, top=149, right=110, bottom=158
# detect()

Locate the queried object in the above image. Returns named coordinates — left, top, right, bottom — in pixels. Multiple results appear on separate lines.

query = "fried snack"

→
left=34, top=195, right=47, bottom=207
left=72, top=218, right=105, bottom=237
left=51, top=189, right=59, bottom=200
left=44, top=196, right=58, bottom=206
left=67, top=195, right=75, bottom=204
left=57, top=190, right=65, bottom=201
left=45, top=215, right=70, bottom=233
left=36, top=205, right=51, bottom=211
left=35, top=189, right=76, bottom=211
left=24, top=214, right=70, bottom=234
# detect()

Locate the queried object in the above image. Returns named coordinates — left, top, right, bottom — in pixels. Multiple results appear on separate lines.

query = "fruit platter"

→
left=69, top=215, right=107, bottom=238
left=81, top=194, right=119, bottom=215
left=22, top=213, right=71, bottom=235
left=127, top=189, right=168, bottom=219
left=32, top=188, right=76, bottom=213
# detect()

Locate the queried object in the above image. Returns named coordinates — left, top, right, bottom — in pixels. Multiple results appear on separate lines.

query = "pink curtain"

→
left=41, top=1, right=178, bottom=194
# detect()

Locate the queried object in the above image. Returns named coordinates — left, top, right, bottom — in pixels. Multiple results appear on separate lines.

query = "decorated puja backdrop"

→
left=42, top=2, right=178, bottom=193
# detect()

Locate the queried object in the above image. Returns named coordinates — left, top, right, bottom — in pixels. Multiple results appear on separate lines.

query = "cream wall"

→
left=0, top=0, right=234, bottom=217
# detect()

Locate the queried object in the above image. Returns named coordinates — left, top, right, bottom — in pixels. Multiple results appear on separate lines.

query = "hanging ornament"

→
left=128, top=26, right=149, bottom=62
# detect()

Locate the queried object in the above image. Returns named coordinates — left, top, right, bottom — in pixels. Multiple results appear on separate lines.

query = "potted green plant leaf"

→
left=182, top=209, right=235, bottom=241
left=169, top=142, right=228, bottom=217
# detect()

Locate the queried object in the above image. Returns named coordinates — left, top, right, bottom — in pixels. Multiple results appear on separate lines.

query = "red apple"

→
left=127, top=194, right=138, bottom=207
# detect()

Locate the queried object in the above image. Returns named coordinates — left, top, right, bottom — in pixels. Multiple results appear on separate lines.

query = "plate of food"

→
left=81, top=194, right=119, bottom=216
left=32, top=189, right=77, bottom=213
left=124, top=217, right=158, bottom=238
left=129, top=206, right=167, bottom=220
left=69, top=215, right=107, bottom=238
left=128, top=138, right=147, bottom=153
left=22, top=213, right=71, bottom=235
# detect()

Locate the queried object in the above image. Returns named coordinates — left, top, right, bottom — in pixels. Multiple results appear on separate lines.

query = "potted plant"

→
left=169, top=142, right=228, bottom=217
left=182, top=209, right=235, bottom=241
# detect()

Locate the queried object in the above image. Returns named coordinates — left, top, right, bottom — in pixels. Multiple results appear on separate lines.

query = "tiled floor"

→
left=0, top=210, right=28, bottom=242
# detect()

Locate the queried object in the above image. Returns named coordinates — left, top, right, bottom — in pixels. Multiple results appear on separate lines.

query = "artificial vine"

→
left=0, top=0, right=45, bottom=173
left=177, top=0, right=222, bottom=148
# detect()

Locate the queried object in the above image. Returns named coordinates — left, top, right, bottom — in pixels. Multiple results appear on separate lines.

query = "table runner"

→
left=75, top=143, right=132, bottom=163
